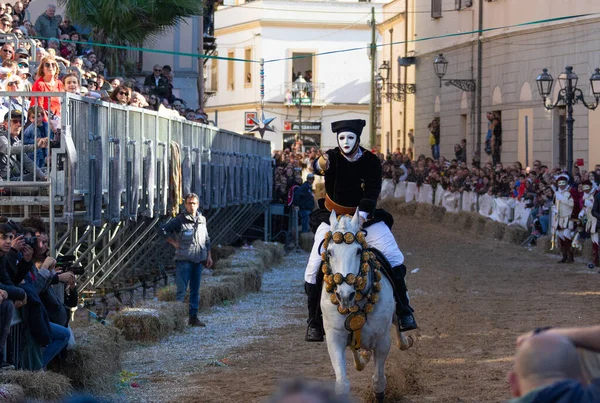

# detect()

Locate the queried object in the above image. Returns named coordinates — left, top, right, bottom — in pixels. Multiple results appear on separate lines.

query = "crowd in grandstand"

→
left=0, top=2, right=209, bottom=124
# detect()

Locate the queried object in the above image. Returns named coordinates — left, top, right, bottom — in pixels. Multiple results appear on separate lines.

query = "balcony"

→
left=283, top=81, right=325, bottom=107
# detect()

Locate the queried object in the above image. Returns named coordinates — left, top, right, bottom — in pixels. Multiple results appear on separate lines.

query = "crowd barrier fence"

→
left=0, top=91, right=272, bottom=292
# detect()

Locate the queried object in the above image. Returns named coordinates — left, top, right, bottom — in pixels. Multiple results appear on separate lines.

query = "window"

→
left=291, top=52, right=315, bottom=101
left=227, top=50, right=234, bottom=91
left=244, top=48, right=252, bottom=87
left=209, top=58, right=218, bottom=92
left=431, top=0, right=442, bottom=18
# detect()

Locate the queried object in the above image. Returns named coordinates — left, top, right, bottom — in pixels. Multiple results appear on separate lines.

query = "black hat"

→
left=331, top=119, right=366, bottom=137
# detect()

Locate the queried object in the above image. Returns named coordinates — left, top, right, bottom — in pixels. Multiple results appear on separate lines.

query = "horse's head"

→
left=326, top=209, right=363, bottom=310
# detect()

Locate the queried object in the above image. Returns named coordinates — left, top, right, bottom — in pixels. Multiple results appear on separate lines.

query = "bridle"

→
left=321, top=226, right=383, bottom=345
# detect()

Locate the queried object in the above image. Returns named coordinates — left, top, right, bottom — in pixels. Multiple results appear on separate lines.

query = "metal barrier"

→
left=0, top=91, right=272, bottom=292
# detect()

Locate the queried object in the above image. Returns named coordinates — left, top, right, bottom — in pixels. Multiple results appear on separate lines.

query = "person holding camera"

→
left=161, top=193, right=213, bottom=327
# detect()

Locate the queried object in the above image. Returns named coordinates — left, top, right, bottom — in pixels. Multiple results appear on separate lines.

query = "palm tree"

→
left=58, top=0, right=203, bottom=75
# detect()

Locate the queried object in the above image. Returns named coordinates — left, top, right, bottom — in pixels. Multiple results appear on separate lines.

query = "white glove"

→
left=578, top=210, right=585, bottom=219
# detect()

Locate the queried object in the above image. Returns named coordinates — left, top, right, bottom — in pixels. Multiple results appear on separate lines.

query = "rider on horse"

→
left=304, top=119, right=417, bottom=342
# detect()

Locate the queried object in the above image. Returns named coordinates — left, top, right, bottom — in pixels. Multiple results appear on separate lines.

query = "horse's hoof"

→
left=375, top=391, right=385, bottom=403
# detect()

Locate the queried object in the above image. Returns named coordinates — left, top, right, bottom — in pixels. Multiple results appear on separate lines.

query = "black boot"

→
left=389, top=265, right=417, bottom=332
left=305, top=282, right=324, bottom=342
left=558, top=239, right=568, bottom=263
left=566, top=240, right=574, bottom=263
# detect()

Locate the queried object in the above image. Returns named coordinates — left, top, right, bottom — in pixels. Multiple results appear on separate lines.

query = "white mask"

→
left=337, top=131, right=358, bottom=155
left=558, top=180, right=567, bottom=187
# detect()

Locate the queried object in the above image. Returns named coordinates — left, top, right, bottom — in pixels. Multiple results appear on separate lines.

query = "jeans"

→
left=539, top=215, right=549, bottom=235
left=0, top=300, right=13, bottom=359
left=299, top=209, right=311, bottom=233
left=176, top=261, right=204, bottom=318
left=42, top=323, right=70, bottom=367
left=431, top=144, right=440, bottom=160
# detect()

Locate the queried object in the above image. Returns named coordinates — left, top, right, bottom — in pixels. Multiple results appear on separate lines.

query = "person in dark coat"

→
left=303, top=119, right=417, bottom=342
left=293, top=174, right=315, bottom=233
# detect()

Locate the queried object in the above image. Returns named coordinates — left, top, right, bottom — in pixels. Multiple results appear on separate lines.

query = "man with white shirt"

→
left=303, top=119, right=417, bottom=342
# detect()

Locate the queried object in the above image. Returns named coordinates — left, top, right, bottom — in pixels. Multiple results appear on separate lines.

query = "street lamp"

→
left=536, top=65, right=600, bottom=175
left=433, top=53, right=476, bottom=92
left=292, top=74, right=311, bottom=140
left=377, top=60, right=416, bottom=102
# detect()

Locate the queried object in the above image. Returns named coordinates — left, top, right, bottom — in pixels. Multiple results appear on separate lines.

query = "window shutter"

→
left=455, top=0, right=462, bottom=10
left=432, top=0, right=442, bottom=18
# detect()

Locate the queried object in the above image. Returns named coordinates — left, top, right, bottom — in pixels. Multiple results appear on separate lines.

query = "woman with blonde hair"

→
left=30, top=56, right=64, bottom=118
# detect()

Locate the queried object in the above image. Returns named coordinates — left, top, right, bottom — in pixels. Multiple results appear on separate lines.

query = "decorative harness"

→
left=321, top=225, right=383, bottom=350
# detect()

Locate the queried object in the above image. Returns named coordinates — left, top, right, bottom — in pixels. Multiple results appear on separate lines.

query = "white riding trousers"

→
left=305, top=221, right=404, bottom=284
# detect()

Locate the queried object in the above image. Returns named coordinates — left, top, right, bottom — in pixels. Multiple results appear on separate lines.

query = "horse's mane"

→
left=332, top=214, right=360, bottom=234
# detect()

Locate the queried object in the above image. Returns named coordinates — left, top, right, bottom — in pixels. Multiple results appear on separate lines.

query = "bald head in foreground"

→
left=508, top=326, right=600, bottom=402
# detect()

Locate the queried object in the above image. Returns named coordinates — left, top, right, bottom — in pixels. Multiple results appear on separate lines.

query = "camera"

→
left=56, top=255, right=85, bottom=275
left=23, top=235, right=37, bottom=248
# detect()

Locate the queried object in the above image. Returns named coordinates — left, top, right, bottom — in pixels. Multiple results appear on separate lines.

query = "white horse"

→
left=321, top=209, right=413, bottom=402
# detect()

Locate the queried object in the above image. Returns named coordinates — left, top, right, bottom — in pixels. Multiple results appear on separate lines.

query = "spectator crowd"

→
left=0, top=2, right=209, bottom=125
left=273, top=131, right=600, bottom=242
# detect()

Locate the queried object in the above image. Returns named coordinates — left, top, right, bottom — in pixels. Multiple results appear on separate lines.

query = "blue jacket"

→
left=22, top=121, right=53, bottom=169
left=509, top=379, right=600, bottom=403
left=292, top=182, right=315, bottom=211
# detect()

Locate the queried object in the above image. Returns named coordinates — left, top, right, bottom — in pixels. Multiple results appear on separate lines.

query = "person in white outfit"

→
left=304, top=119, right=417, bottom=342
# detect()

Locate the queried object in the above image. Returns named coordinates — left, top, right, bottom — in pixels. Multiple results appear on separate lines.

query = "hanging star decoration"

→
left=249, top=111, right=275, bottom=138
left=250, top=58, right=276, bottom=138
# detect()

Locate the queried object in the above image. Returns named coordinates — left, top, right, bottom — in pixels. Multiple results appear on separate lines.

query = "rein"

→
left=321, top=228, right=383, bottom=350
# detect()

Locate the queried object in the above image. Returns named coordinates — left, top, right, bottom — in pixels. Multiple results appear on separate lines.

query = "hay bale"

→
left=0, top=370, right=72, bottom=400
left=484, top=220, right=506, bottom=239
left=211, top=245, right=236, bottom=262
left=503, top=225, right=530, bottom=245
left=156, top=284, right=177, bottom=302
left=429, top=205, right=446, bottom=224
left=0, top=383, right=24, bottom=402
left=472, top=216, right=488, bottom=236
left=51, top=323, right=123, bottom=394
left=299, top=232, right=314, bottom=253
left=442, top=212, right=459, bottom=228
left=535, top=236, right=554, bottom=254
left=414, top=204, right=432, bottom=219
left=252, top=241, right=284, bottom=266
left=213, top=257, right=233, bottom=272
left=456, top=211, right=475, bottom=231
left=112, top=301, right=187, bottom=342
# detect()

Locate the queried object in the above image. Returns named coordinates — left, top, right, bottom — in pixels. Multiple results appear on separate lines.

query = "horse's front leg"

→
left=372, top=331, right=392, bottom=402
left=325, top=330, right=350, bottom=395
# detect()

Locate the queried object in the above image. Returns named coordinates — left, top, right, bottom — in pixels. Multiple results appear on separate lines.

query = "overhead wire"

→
left=30, top=12, right=600, bottom=64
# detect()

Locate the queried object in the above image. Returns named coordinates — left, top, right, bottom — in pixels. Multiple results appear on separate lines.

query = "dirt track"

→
left=128, top=214, right=600, bottom=402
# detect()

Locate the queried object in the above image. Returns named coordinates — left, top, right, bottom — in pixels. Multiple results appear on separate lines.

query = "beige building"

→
left=204, top=0, right=388, bottom=151
left=380, top=0, right=600, bottom=170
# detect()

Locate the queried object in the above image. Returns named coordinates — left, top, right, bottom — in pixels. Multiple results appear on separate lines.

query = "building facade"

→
left=204, top=0, right=388, bottom=151
left=383, top=0, right=600, bottom=170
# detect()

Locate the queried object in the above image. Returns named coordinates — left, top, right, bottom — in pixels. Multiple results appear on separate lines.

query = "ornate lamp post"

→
left=433, top=53, right=476, bottom=92
left=536, top=66, right=600, bottom=175
left=292, top=74, right=310, bottom=140
left=376, top=60, right=416, bottom=102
